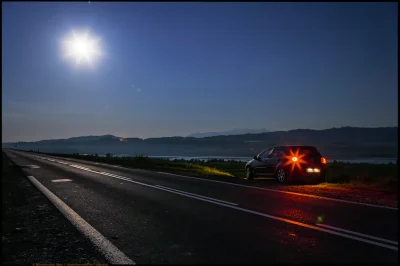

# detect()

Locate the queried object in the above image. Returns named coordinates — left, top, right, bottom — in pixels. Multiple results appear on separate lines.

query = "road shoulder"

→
left=2, top=151, right=107, bottom=264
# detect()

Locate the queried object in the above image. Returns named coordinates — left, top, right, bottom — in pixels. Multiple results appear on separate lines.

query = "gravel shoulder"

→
left=2, top=151, right=107, bottom=264
left=265, top=182, right=398, bottom=208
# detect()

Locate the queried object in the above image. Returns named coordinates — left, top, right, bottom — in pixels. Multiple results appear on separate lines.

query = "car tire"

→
left=246, top=167, right=254, bottom=180
left=276, top=168, right=287, bottom=184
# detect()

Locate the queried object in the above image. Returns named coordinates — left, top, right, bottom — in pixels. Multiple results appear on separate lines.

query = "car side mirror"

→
left=253, top=155, right=258, bottom=160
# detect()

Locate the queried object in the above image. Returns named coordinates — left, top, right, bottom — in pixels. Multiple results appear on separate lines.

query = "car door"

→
left=264, top=148, right=284, bottom=175
left=253, top=148, right=273, bottom=175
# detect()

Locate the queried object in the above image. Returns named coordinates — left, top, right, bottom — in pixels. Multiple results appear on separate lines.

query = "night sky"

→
left=2, top=2, right=398, bottom=142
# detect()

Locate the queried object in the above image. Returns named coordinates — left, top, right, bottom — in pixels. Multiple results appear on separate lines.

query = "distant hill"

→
left=66, top=135, right=121, bottom=141
left=188, top=128, right=270, bottom=138
left=2, top=127, right=398, bottom=159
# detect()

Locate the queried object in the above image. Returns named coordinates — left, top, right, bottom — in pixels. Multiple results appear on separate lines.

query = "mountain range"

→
left=2, top=127, right=398, bottom=159
left=187, top=128, right=270, bottom=138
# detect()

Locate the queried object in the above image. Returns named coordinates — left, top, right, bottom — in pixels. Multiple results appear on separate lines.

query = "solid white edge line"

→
left=154, top=185, right=238, bottom=206
left=316, top=223, right=398, bottom=246
left=26, top=175, right=135, bottom=264
left=157, top=171, right=398, bottom=211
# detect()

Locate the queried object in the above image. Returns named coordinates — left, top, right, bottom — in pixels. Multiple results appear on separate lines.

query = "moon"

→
left=60, top=29, right=103, bottom=68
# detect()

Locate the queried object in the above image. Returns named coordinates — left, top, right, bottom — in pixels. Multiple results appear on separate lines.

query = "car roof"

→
left=273, top=145, right=317, bottom=149
left=259, top=145, right=318, bottom=153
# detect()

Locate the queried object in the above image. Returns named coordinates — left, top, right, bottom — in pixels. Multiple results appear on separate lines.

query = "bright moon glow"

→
left=61, top=29, right=103, bottom=68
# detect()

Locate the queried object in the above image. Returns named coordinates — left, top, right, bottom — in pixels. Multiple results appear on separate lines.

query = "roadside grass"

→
left=30, top=151, right=397, bottom=192
left=324, top=162, right=398, bottom=192
left=195, top=166, right=234, bottom=177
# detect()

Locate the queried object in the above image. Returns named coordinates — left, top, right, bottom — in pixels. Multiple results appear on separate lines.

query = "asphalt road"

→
left=4, top=149, right=398, bottom=264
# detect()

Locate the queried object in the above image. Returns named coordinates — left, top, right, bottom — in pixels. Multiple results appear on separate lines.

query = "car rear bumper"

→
left=289, top=169, right=326, bottom=183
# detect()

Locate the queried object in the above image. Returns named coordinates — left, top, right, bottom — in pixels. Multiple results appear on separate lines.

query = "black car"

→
left=245, top=145, right=327, bottom=183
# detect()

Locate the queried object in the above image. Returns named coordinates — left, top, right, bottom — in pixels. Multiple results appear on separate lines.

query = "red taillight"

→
left=321, top=157, right=327, bottom=164
left=291, top=156, right=298, bottom=162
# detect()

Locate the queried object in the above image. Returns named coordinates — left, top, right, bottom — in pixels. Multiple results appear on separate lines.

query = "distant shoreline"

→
left=90, top=154, right=397, bottom=164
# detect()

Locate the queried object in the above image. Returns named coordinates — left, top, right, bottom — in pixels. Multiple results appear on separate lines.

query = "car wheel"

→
left=246, top=167, right=254, bottom=180
left=276, top=168, right=286, bottom=184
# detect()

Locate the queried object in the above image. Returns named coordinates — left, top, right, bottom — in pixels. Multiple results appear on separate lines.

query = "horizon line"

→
left=2, top=125, right=397, bottom=143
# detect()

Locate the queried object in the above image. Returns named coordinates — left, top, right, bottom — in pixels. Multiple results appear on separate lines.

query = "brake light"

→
left=292, top=157, right=298, bottom=162
left=321, top=157, right=327, bottom=164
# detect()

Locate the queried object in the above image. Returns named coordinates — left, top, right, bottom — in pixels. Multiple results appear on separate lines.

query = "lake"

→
left=99, top=154, right=397, bottom=164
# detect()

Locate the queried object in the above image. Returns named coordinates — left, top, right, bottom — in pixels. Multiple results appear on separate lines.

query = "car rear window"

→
left=286, top=146, right=322, bottom=157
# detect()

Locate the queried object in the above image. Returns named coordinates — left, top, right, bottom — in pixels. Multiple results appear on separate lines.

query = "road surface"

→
left=4, top=149, right=398, bottom=264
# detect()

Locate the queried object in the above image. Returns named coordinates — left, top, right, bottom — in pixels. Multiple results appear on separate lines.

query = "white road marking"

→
left=26, top=165, right=40, bottom=169
left=52, top=179, right=73, bottom=183
left=71, top=165, right=88, bottom=170
left=70, top=165, right=108, bottom=176
left=70, top=165, right=91, bottom=171
left=100, top=172, right=132, bottom=181
left=157, top=172, right=398, bottom=211
left=154, top=185, right=238, bottom=206
left=101, top=172, right=150, bottom=186
left=26, top=176, right=135, bottom=264
left=316, top=223, right=398, bottom=246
